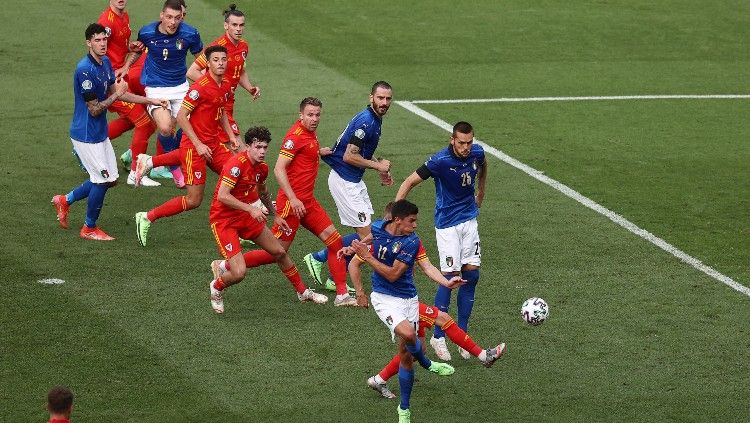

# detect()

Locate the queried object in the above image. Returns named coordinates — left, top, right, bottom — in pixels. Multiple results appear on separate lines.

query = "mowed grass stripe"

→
left=397, top=100, right=750, bottom=297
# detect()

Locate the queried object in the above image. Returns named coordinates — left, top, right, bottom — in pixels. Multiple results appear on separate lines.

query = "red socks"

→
left=379, top=355, right=401, bottom=381
left=152, top=149, right=181, bottom=168
left=324, top=232, right=348, bottom=295
left=443, top=318, right=482, bottom=357
left=282, top=265, right=307, bottom=294
left=146, top=196, right=187, bottom=222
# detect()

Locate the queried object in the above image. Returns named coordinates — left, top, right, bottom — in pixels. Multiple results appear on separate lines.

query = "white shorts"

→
left=435, top=218, right=481, bottom=272
left=145, top=81, right=189, bottom=118
left=328, top=170, right=374, bottom=228
left=371, top=291, right=419, bottom=342
left=71, top=138, right=119, bottom=184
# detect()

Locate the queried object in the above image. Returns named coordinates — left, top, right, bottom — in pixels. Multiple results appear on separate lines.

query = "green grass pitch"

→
left=1, top=0, right=748, bottom=421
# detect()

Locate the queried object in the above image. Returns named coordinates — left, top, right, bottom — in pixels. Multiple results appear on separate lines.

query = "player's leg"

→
left=455, top=219, right=482, bottom=358
left=125, top=105, right=160, bottom=186
left=73, top=139, right=119, bottom=241
left=327, top=169, right=375, bottom=238
left=395, top=325, right=416, bottom=423
left=134, top=148, right=206, bottom=246
left=430, top=225, right=463, bottom=357
left=208, top=221, right=245, bottom=314
left=433, top=308, right=505, bottom=366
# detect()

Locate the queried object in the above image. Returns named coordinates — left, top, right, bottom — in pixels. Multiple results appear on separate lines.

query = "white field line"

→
left=396, top=100, right=750, bottom=297
left=409, top=94, right=750, bottom=104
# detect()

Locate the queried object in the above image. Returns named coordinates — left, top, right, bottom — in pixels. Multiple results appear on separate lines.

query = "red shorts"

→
left=272, top=193, right=333, bottom=242
left=210, top=214, right=265, bottom=259
left=109, top=101, right=151, bottom=128
left=220, top=101, right=240, bottom=142
left=181, top=142, right=233, bottom=185
left=417, top=302, right=439, bottom=338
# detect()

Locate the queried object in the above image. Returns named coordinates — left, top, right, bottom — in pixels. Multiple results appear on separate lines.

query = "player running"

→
left=210, top=97, right=358, bottom=306
left=396, top=121, right=487, bottom=361
left=347, top=200, right=464, bottom=423
left=305, top=82, right=394, bottom=286
left=134, top=45, right=239, bottom=246
left=95, top=0, right=160, bottom=187
left=187, top=3, right=260, bottom=141
left=207, top=127, right=327, bottom=313
left=52, top=23, right=166, bottom=240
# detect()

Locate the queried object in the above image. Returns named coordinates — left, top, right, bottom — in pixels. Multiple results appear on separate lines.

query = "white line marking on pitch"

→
left=38, top=278, right=65, bottom=285
left=409, top=94, right=750, bottom=104
left=396, top=100, right=750, bottom=297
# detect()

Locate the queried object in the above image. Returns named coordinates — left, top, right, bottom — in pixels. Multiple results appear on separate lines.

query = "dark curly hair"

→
left=244, top=126, right=272, bottom=144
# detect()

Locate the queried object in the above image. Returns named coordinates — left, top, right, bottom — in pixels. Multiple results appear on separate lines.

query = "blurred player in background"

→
left=52, top=23, right=166, bottom=240
left=348, top=200, right=463, bottom=423
left=207, top=127, right=328, bottom=313
left=47, top=385, right=74, bottom=423
left=306, top=81, right=394, bottom=289
left=134, top=45, right=238, bottom=246
left=187, top=3, right=260, bottom=143
left=96, top=0, right=160, bottom=187
left=396, top=121, right=487, bottom=361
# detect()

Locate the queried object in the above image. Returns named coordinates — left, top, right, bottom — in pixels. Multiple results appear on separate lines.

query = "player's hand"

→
left=114, top=79, right=129, bottom=97
left=289, top=198, right=306, bottom=218
left=376, top=158, right=391, bottom=173
left=355, top=292, right=369, bottom=308
left=337, top=246, right=355, bottom=260
left=195, top=142, right=213, bottom=161
left=379, top=171, right=394, bottom=186
left=319, top=147, right=332, bottom=156
left=249, top=206, right=266, bottom=222
left=129, top=41, right=145, bottom=53
left=151, top=98, right=169, bottom=109
left=351, top=240, right=372, bottom=259
left=249, top=85, right=261, bottom=100
left=230, top=136, right=241, bottom=152
left=114, top=66, right=130, bottom=80
left=273, top=216, right=291, bottom=233
left=443, top=276, right=466, bottom=290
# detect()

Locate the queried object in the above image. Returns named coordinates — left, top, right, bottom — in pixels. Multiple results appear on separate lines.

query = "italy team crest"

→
left=392, top=242, right=401, bottom=254
left=176, top=39, right=184, bottom=50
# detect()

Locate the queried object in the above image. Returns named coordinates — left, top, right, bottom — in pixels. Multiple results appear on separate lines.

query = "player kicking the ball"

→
left=207, top=127, right=327, bottom=313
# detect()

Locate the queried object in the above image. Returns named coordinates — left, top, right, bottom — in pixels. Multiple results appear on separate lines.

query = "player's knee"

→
left=184, top=196, right=202, bottom=209
left=270, top=248, right=287, bottom=262
left=435, top=311, right=452, bottom=327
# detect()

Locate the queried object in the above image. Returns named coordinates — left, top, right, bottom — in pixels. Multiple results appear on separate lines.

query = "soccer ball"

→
left=521, top=297, right=549, bottom=326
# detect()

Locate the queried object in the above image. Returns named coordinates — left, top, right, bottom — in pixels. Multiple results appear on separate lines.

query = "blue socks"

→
left=432, top=279, right=453, bottom=338
left=84, top=183, right=108, bottom=228
left=66, top=180, right=93, bottom=205
left=405, top=339, right=431, bottom=369
left=457, top=269, right=479, bottom=332
left=398, top=366, right=414, bottom=410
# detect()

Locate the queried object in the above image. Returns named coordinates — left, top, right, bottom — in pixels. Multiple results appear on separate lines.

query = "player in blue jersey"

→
left=52, top=23, right=166, bottom=240
left=395, top=121, right=488, bottom=361
left=348, top=199, right=464, bottom=423
left=306, top=81, right=394, bottom=289
left=124, top=0, right=203, bottom=185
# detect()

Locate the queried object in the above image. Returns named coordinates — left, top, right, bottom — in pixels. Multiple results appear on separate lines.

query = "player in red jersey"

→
left=206, top=127, right=328, bottom=313
left=96, top=0, right=160, bottom=187
left=211, top=98, right=358, bottom=307
left=187, top=4, right=260, bottom=142
left=366, top=302, right=507, bottom=398
left=134, top=45, right=239, bottom=247
left=47, top=385, right=74, bottom=423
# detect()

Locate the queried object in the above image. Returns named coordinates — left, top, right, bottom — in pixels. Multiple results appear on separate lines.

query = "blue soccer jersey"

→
left=69, top=54, right=115, bottom=143
left=322, top=105, right=382, bottom=183
left=138, top=21, right=202, bottom=87
left=367, top=220, right=428, bottom=299
left=423, top=144, right=485, bottom=229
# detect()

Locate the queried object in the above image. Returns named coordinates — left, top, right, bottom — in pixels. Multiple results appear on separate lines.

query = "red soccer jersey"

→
left=180, top=75, right=234, bottom=146
left=278, top=120, right=321, bottom=203
left=193, top=33, right=248, bottom=93
left=210, top=152, right=269, bottom=221
left=98, top=6, right=131, bottom=70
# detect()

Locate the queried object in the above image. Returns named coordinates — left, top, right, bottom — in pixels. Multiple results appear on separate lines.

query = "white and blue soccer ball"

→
left=521, top=297, right=549, bottom=326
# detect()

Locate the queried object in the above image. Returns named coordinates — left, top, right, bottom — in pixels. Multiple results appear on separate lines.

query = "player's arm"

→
left=348, top=256, right=369, bottom=307
left=395, top=166, right=430, bottom=200
left=273, top=155, right=306, bottom=218
left=85, top=82, right=125, bottom=117
left=176, top=107, right=212, bottom=161
left=237, top=68, right=261, bottom=100
left=416, top=257, right=465, bottom=289
left=342, top=140, right=390, bottom=172
left=350, top=240, right=409, bottom=283
left=118, top=89, right=167, bottom=108
left=216, top=181, right=265, bottom=221
left=220, top=110, right=241, bottom=151
left=186, top=53, right=207, bottom=82
left=476, top=158, right=488, bottom=208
